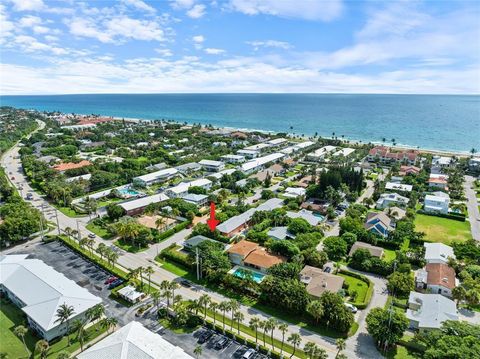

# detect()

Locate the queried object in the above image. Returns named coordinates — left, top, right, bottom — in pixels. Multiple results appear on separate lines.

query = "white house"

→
left=424, top=243, right=455, bottom=264
left=307, top=146, right=337, bottom=161
left=267, top=138, right=287, bottom=147
left=428, top=174, right=449, bottom=190
left=283, top=187, right=306, bottom=198
left=237, top=149, right=259, bottom=159
left=198, top=159, right=225, bottom=172
left=78, top=321, right=193, bottom=359
left=0, top=255, right=102, bottom=341
left=133, top=167, right=179, bottom=186
left=415, top=263, right=457, bottom=298
left=183, top=193, right=209, bottom=207
left=243, top=143, right=270, bottom=152
left=221, top=154, right=246, bottom=163
left=286, top=209, right=322, bottom=226
left=406, top=292, right=458, bottom=331
left=376, top=193, right=409, bottom=209
left=424, top=193, right=450, bottom=214
left=385, top=182, right=413, bottom=192
left=119, top=193, right=169, bottom=216
left=166, top=178, right=212, bottom=198
left=241, top=152, right=285, bottom=174
left=333, top=148, right=355, bottom=157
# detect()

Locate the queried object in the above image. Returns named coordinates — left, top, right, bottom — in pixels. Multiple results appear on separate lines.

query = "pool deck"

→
left=229, top=265, right=266, bottom=283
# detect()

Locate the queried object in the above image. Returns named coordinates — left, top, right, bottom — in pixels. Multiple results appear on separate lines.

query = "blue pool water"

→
left=119, top=188, right=141, bottom=196
left=233, top=268, right=265, bottom=283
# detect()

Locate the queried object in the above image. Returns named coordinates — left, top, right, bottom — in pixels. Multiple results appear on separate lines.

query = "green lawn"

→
left=56, top=205, right=84, bottom=218
left=1, top=299, right=107, bottom=358
left=383, top=249, right=397, bottom=262
left=86, top=222, right=113, bottom=240
left=114, top=239, right=148, bottom=253
left=338, top=272, right=369, bottom=304
left=414, top=214, right=472, bottom=244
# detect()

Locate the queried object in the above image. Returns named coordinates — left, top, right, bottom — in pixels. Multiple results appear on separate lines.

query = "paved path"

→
left=464, top=175, right=480, bottom=241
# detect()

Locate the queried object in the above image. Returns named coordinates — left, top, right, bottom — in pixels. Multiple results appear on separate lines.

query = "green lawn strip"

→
left=114, top=239, right=148, bottom=253
left=383, top=249, right=397, bottom=262
left=414, top=214, right=472, bottom=244
left=159, top=318, right=200, bottom=334
left=55, top=205, right=84, bottom=218
left=86, top=222, right=113, bottom=240
left=1, top=299, right=106, bottom=358
left=337, top=273, right=368, bottom=303
left=203, top=307, right=309, bottom=359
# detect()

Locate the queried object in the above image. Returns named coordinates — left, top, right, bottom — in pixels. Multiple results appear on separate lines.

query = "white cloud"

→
left=247, top=40, right=292, bottom=50
left=18, top=15, right=42, bottom=27
left=44, top=35, right=59, bottom=42
left=170, top=0, right=196, bottom=10
left=205, top=48, right=225, bottom=54
left=155, top=48, right=173, bottom=57
left=187, top=4, right=206, bottom=18
left=10, top=0, right=45, bottom=12
left=33, top=25, right=50, bottom=34
left=192, top=35, right=205, bottom=43
left=229, top=0, right=343, bottom=21
left=122, top=0, right=156, bottom=13
left=13, top=35, right=68, bottom=55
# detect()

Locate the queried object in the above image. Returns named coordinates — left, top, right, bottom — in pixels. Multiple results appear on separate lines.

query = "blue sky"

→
left=1, top=0, right=479, bottom=94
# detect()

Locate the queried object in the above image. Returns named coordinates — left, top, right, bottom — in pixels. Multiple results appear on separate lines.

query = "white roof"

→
left=119, top=193, right=169, bottom=212
left=217, top=198, right=283, bottom=234
left=117, top=285, right=144, bottom=302
left=241, top=152, right=285, bottom=172
left=65, top=173, right=92, bottom=183
left=378, top=192, right=409, bottom=203
left=267, top=226, right=290, bottom=240
left=167, top=178, right=212, bottom=195
left=199, top=159, right=224, bottom=167
left=208, top=168, right=236, bottom=180
left=308, top=146, right=337, bottom=158
left=133, top=168, right=178, bottom=183
left=406, top=292, right=458, bottom=329
left=333, top=148, right=355, bottom=157
left=267, top=138, right=287, bottom=145
left=237, top=149, right=258, bottom=155
left=183, top=193, right=208, bottom=203
left=0, top=255, right=101, bottom=332
left=284, top=187, right=306, bottom=197
left=424, top=243, right=455, bottom=263
left=433, top=156, right=452, bottom=166
left=286, top=209, right=321, bottom=226
left=78, top=321, right=193, bottom=359
left=244, top=143, right=270, bottom=151
left=293, top=141, right=315, bottom=149
left=385, top=182, right=413, bottom=192
left=221, top=154, right=245, bottom=160
left=425, top=194, right=450, bottom=203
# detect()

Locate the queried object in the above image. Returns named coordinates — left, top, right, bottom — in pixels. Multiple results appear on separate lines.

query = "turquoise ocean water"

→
left=1, top=94, right=478, bottom=152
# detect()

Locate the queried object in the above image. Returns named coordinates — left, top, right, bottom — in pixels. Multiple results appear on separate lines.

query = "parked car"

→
left=345, top=303, right=358, bottom=313
left=25, top=193, right=33, bottom=200
left=197, top=330, right=214, bottom=344
left=108, top=279, right=124, bottom=289
left=180, top=279, right=192, bottom=288
left=88, top=233, right=96, bottom=239
left=214, top=336, right=229, bottom=350
left=104, top=276, right=118, bottom=284
left=324, top=267, right=332, bottom=273
left=243, top=348, right=256, bottom=359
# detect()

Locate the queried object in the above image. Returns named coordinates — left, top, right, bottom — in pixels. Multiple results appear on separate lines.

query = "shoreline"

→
left=113, top=116, right=477, bottom=158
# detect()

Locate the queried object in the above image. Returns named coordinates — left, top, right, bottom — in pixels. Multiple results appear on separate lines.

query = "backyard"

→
left=337, top=272, right=369, bottom=304
left=414, top=214, right=472, bottom=244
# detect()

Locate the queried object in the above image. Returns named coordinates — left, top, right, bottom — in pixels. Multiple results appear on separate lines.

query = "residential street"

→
left=464, top=175, right=480, bottom=241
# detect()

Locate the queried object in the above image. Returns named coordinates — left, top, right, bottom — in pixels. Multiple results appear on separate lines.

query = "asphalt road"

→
left=464, top=175, right=480, bottom=241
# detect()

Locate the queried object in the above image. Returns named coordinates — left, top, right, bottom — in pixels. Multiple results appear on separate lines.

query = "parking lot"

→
left=12, top=241, right=270, bottom=358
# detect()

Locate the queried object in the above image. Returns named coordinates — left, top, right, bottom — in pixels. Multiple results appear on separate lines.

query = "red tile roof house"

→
left=227, top=240, right=285, bottom=273
left=399, top=165, right=421, bottom=176
left=415, top=263, right=458, bottom=298
left=53, top=160, right=92, bottom=173
left=367, top=146, right=419, bottom=165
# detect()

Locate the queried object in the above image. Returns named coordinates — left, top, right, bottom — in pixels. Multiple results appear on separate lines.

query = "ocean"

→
left=1, top=94, right=478, bottom=153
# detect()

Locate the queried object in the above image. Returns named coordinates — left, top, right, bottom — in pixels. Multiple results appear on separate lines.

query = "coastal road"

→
left=464, top=175, right=480, bottom=241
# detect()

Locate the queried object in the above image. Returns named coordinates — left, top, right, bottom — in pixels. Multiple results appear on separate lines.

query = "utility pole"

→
left=39, top=204, right=45, bottom=241
left=55, top=209, right=61, bottom=235
left=76, top=220, right=81, bottom=241
left=196, top=247, right=200, bottom=281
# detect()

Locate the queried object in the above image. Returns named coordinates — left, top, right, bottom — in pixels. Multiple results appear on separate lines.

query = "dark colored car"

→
left=180, top=279, right=192, bottom=288
left=197, top=330, right=214, bottom=344
left=214, top=336, right=229, bottom=350
left=108, top=279, right=123, bottom=289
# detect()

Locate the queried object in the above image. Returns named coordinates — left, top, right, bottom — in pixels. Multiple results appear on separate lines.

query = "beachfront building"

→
left=217, top=198, right=283, bottom=237
left=119, top=193, right=169, bottom=216
left=385, top=182, right=413, bottom=193
left=133, top=167, right=179, bottom=186
left=367, top=146, right=419, bottom=165
left=286, top=209, right=322, bottom=226
left=349, top=241, right=385, bottom=258
left=77, top=321, right=193, bottom=359
left=375, top=193, right=409, bottom=209
left=240, top=152, right=285, bottom=174
left=415, top=263, right=457, bottom=297
left=243, top=143, right=271, bottom=152
left=166, top=178, right=212, bottom=198
left=424, top=193, right=450, bottom=214
left=306, top=146, right=337, bottom=162
left=406, top=292, right=458, bottom=332
left=299, top=265, right=344, bottom=299
left=226, top=240, right=285, bottom=273
left=221, top=154, right=246, bottom=163
left=333, top=148, right=355, bottom=157
left=424, top=243, right=455, bottom=265
left=0, top=255, right=102, bottom=341
left=267, top=138, right=287, bottom=147
left=364, top=212, right=395, bottom=238
left=280, top=140, right=315, bottom=155
left=198, top=159, right=225, bottom=172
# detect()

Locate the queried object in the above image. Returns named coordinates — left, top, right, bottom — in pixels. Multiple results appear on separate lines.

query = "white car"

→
left=243, top=348, right=256, bottom=359
left=345, top=303, right=358, bottom=313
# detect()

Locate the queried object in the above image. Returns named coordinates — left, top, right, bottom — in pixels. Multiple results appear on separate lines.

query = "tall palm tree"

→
left=137, top=267, right=145, bottom=288
left=155, top=216, right=167, bottom=232
left=107, top=251, right=119, bottom=268
left=233, top=311, right=244, bottom=334
left=304, top=342, right=318, bottom=359
left=287, top=333, right=301, bottom=359
left=259, top=320, right=268, bottom=347
left=249, top=317, right=261, bottom=344
left=64, top=226, right=72, bottom=240
left=79, top=237, right=88, bottom=250
left=160, top=281, right=172, bottom=308
left=101, top=317, right=118, bottom=334
left=170, top=282, right=180, bottom=306
left=267, top=318, right=277, bottom=350
left=96, top=243, right=107, bottom=261
left=55, top=303, right=76, bottom=346
left=218, top=301, right=229, bottom=331
left=228, top=300, right=240, bottom=331
left=127, top=268, right=140, bottom=284
left=13, top=325, right=30, bottom=356
left=198, top=294, right=211, bottom=321
left=335, top=338, right=346, bottom=358
left=278, top=323, right=288, bottom=355
left=152, top=291, right=161, bottom=311
left=209, top=302, right=219, bottom=325
left=86, top=238, right=95, bottom=255
left=35, top=340, right=49, bottom=359
left=144, top=266, right=154, bottom=292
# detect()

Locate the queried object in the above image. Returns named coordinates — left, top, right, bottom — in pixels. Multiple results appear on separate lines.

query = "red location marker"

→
left=207, top=202, right=220, bottom=231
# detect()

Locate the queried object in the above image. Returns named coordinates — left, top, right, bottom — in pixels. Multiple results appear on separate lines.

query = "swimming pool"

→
left=232, top=268, right=265, bottom=283
left=118, top=188, right=141, bottom=197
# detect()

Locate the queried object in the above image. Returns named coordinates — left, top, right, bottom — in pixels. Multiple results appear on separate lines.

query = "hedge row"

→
left=339, top=269, right=374, bottom=310
left=160, top=244, right=194, bottom=269
left=155, top=220, right=191, bottom=241
left=417, top=210, right=466, bottom=222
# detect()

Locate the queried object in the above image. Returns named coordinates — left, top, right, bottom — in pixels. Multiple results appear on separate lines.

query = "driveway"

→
left=464, top=175, right=480, bottom=241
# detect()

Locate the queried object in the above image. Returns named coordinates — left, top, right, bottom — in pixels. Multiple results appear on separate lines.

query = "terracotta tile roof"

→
left=227, top=240, right=259, bottom=257
left=399, top=165, right=421, bottom=175
left=426, top=263, right=456, bottom=290
left=429, top=178, right=448, bottom=184
left=77, top=117, right=114, bottom=125
left=243, top=249, right=285, bottom=269
left=53, top=160, right=92, bottom=172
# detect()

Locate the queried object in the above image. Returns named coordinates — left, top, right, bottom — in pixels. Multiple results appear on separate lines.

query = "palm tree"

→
left=335, top=338, right=346, bottom=358
left=155, top=216, right=167, bottom=232
left=55, top=303, right=75, bottom=346
left=304, top=342, right=319, bottom=359
left=170, top=282, right=180, bottom=306
left=278, top=323, right=288, bottom=355
left=71, top=229, right=79, bottom=242
left=75, top=320, right=87, bottom=352
left=198, top=294, right=211, bottom=321
left=209, top=302, right=219, bottom=325
left=96, top=243, right=107, bottom=261
left=229, top=300, right=240, bottom=331
left=13, top=325, right=30, bottom=356
left=145, top=266, right=154, bottom=292
left=127, top=268, right=140, bottom=284
left=266, top=318, right=277, bottom=350
left=160, top=280, right=172, bottom=308
left=101, top=317, right=118, bottom=334
left=249, top=317, right=261, bottom=344
left=107, top=250, right=119, bottom=268
left=193, top=344, right=202, bottom=358
left=79, top=237, right=88, bottom=250
left=218, top=301, right=230, bottom=331
left=306, top=300, right=324, bottom=324
left=137, top=267, right=145, bottom=288
left=152, top=291, right=161, bottom=311
left=233, top=311, right=244, bottom=334
left=64, top=226, right=72, bottom=240
left=35, top=340, right=49, bottom=359
left=287, top=333, right=301, bottom=359
left=86, top=238, right=95, bottom=255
